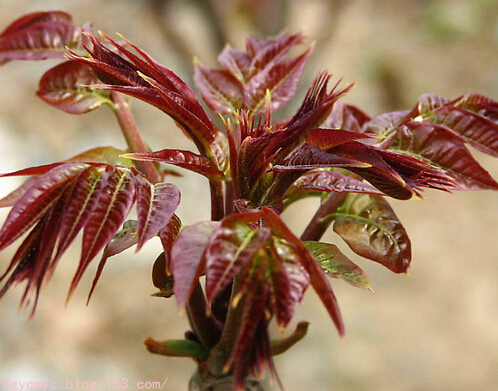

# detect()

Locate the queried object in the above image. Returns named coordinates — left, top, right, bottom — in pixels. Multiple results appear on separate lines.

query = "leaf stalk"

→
left=110, top=91, right=162, bottom=184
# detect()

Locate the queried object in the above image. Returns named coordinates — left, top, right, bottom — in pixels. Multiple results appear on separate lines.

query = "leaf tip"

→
left=65, top=290, right=74, bottom=308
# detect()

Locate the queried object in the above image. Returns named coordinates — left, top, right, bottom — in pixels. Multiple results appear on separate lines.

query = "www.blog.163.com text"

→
left=1, top=378, right=169, bottom=391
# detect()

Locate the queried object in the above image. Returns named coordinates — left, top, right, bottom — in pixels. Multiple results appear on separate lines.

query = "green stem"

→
left=271, top=321, right=309, bottom=356
left=111, top=91, right=162, bottom=184
left=144, top=337, right=209, bottom=360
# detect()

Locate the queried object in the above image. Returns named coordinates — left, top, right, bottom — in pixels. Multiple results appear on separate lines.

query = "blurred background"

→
left=1, top=0, right=498, bottom=390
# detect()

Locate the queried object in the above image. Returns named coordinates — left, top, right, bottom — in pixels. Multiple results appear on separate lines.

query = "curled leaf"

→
left=332, top=193, right=411, bottom=273
left=0, top=13, right=82, bottom=63
left=37, top=61, right=112, bottom=114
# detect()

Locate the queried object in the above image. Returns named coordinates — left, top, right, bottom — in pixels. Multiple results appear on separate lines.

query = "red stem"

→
left=111, top=91, right=162, bottom=184
left=300, top=192, right=347, bottom=241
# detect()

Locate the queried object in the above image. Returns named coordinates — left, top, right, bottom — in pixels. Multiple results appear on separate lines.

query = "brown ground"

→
left=1, top=1, right=498, bottom=390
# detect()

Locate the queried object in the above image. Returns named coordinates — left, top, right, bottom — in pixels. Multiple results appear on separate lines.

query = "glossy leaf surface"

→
left=135, top=178, right=180, bottom=250
left=37, top=61, right=112, bottom=114
left=304, top=241, right=371, bottom=289
left=67, top=33, right=223, bottom=159
left=261, top=207, right=344, bottom=335
left=2, top=15, right=498, bottom=391
left=426, top=105, right=498, bottom=157
left=284, top=170, right=385, bottom=200
left=204, top=217, right=270, bottom=304
left=0, top=161, right=180, bottom=311
left=333, top=193, right=411, bottom=273
left=124, top=149, right=224, bottom=182
left=388, top=121, right=498, bottom=190
left=0, top=11, right=82, bottom=63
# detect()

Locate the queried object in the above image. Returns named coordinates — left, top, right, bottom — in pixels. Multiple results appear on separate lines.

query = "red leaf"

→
left=389, top=122, right=498, bottom=190
left=261, top=207, right=344, bottom=336
left=37, top=61, right=111, bottom=114
left=327, top=142, right=444, bottom=200
left=134, top=178, right=180, bottom=250
left=0, top=163, right=88, bottom=251
left=217, top=46, right=251, bottom=83
left=23, top=194, right=68, bottom=315
left=101, top=32, right=199, bottom=102
left=322, top=101, right=371, bottom=132
left=226, top=281, right=270, bottom=390
left=284, top=170, right=385, bottom=199
left=428, top=105, right=498, bottom=157
left=237, top=131, right=283, bottom=196
left=363, top=110, right=411, bottom=137
left=204, top=218, right=270, bottom=303
left=268, top=238, right=310, bottom=328
left=288, top=71, right=352, bottom=131
left=156, top=215, right=182, bottom=296
left=0, top=11, right=73, bottom=38
left=243, top=45, right=313, bottom=114
left=415, top=93, right=451, bottom=117
left=137, top=74, right=219, bottom=154
left=194, top=62, right=243, bottom=114
left=158, top=214, right=182, bottom=258
left=170, top=221, right=219, bottom=309
left=52, top=166, right=106, bottom=269
left=271, top=143, right=371, bottom=172
left=0, top=162, right=67, bottom=178
left=333, top=193, right=411, bottom=273
left=247, top=33, right=305, bottom=76
left=306, top=128, right=376, bottom=149
left=0, top=222, right=44, bottom=301
left=452, top=93, right=498, bottom=123
left=0, top=161, right=175, bottom=310
left=0, top=177, right=38, bottom=208
left=0, top=148, right=133, bottom=209
left=68, top=167, right=136, bottom=300
left=124, top=149, right=224, bottom=181
left=68, top=33, right=220, bottom=157
left=0, top=20, right=82, bottom=62
left=87, top=220, right=139, bottom=303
